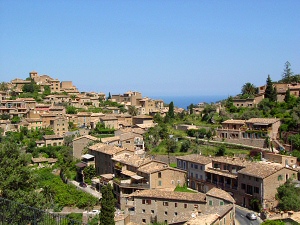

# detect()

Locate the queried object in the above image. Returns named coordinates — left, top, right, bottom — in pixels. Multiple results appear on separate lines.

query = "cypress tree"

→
left=99, top=184, right=116, bottom=225
left=284, top=88, right=291, bottom=103
left=264, top=75, right=275, bottom=101
left=282, top=61, right=293, bottom=83
left=168, top=101, right=175, bottom=118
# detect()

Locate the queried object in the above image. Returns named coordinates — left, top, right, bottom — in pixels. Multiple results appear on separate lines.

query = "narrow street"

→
left=235, top=205, right=263, bottom=225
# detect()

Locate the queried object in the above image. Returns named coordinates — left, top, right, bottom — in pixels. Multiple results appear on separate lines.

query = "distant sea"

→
left=150, top=95, right=228, bottom=109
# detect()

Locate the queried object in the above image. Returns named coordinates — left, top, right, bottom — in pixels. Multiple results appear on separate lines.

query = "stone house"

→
left=127, top=190, right=206, bottom=225
left=49, top=105, right=66, bottom=116
left=100, top=115, right=118, bottom=129
left=72, top=135, right=99, bottom=159
left=132, top=115, right=154, bottom=126
left=49, top=117, right=68, bottom=136
left=237, top=162, right=298, bottom=210
left=19, top=118, right=43, bottom=131
left=112, top=153, right=186, bottom=210
left=77, top=112, right=92, bottom=128
left=40, top=113, right=57, bottom=128
left=216, top=118, right=281, bottom=148
left=176, top=155, right=213, bottom=192
left=88, top=143, right=130, bottom=175
left=262, top=152, right=298, bottom=168
left=116, top=114, right=133, bottom=128
left=43, top=135, right=64, bottom=146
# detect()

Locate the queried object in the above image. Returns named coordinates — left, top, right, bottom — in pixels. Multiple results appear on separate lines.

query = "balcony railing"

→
left=0, top=197, right=86, bottom=225
left=113, top=179, right=150, bottom=189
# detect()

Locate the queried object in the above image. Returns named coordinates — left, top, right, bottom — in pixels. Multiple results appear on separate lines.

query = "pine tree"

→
left=99, top=184, right=116, bottom=225
left=282, top=61, right=293, bottom=83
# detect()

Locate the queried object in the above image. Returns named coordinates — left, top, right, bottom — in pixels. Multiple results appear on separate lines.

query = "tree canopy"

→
left=100, top=184, right=116, bottom=225
left=276, top=179, right=300, bottom=211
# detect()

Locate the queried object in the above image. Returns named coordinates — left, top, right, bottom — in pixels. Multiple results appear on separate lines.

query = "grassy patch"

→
left=174, top=185, right=197, bottom=193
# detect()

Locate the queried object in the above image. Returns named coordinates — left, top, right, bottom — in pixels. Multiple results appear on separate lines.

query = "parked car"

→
left=79, top=182, right=87, bottom=188
left=246, top=212, right=257, bottom=220
left=88, top=210, right=100, bottom=215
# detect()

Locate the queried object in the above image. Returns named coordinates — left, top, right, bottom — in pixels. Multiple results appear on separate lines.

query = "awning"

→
left=131, top=175, right=144, bottom=180
left=121, top=170, right=136, bottom=177
left=81, top=154, right=95, bottom=159
left=253, top=123, right=269, bottom=126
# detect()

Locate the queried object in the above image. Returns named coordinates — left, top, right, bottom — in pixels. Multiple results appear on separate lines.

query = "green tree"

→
left=83, top=165, right=96, bottom=184
left=168, top=101, right=175, bottom=118
left=281, top=61, right=293, bottom=83
left=0, top=82, right=9, bottom=91
left=276, top=179, right=300, bottom=211
left=216, top=144, right=226, bottom=156
left=264, top=75, right=276, bottom=102
left=0, top=141, right=45, bottom=208
left=241, top=82, right=257, bottom=96
left=128, top=105, right=138, bottom=116
left=66, top=106, right=77, bottom=114
left=100, top=184, right=116, bottom=225
left=107, top=92, right=111, bottom=100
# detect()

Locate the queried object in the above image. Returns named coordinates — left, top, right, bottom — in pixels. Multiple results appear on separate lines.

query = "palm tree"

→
left=127, top=105, right=138, bottom=116
left=241, top=82, right=257, bottom=96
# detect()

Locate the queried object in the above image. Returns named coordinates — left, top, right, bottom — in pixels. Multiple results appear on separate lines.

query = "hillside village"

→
left=1, top=70, right=300, bottom=225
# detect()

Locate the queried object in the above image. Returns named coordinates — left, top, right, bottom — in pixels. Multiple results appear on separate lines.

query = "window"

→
left=184, top=203, right=187, bottom=208
left=191, top=163, right=194, bottom=168
left=190, top=172, right=193, bottom=178
left=220, top=201, right=224, bottom=206
left=142, top=209, right=145, bottom=213
left=209, top=200, right=213, bottom=206
left=163, top=202, right=169, bottom=206
left=200, top=165, right=203, bottom=170
left=175, top=202, right=177, bottom=207
left=194, top=164, right=198, bottom=169
left=195, top=174, right=198, bottom=179
left=278, top=175, right=283, bottom=181
left=164, top=211, right=168, bottom=215
left=158, top=180, right=162, bottom=186
left=158, top=172, right=161, bottom=178
left=174, top=212, right=178, bottom=216
left=254, top=186, right=259, bottom=194
left=142, top=219, right=146, bottom=223
left=146, top=199, right=151, bottom=205
left=171, top=180, right=174, bottom=184
left=241, top=183, right=246, bottom=190
left=178, top=160, right=181, bottom=167
left=151, top=210, right=154, bottom=214
left=142, top=199, right=145, bottom=204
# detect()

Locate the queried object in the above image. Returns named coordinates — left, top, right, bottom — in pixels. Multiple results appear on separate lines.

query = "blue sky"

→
left=1, top=0, right=299, bottom=98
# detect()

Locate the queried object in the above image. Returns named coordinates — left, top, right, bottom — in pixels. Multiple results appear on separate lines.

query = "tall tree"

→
left=241, top=82, right=257, bottom=96
left=282, top=61, right=293, bottom=83
left=100, top=184, right=116, bottom=225
left=168, top=101, right=175, bottom=118
left=127, top=105, right=138, bottom=116
left=0, top=82, right=9, bottom=91
left=264, top=75, right=277, bottom=102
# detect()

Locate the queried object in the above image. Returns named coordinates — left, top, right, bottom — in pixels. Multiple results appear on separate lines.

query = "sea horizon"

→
left=150, top=95, right=228, bottom=109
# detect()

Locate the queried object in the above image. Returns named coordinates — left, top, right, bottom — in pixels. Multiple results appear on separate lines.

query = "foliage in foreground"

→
left=276, top=179, right=300, bottom=211
left=36, top=168, right=98, bottom=211
left=100, top=184, right=116, bottom=225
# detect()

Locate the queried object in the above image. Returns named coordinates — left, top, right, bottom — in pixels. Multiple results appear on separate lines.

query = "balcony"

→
left=113, top=178, right=150, bottom=189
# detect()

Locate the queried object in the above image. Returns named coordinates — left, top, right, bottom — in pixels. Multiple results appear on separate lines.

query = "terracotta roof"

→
left=89, top=143, right=125, bottom=155
left=101, top=136, right=120, bottom=143
left=222, top=119, right=246, bottom=124
left=77, top=112, right=92, bottom=116
left=73, top=135, right=99, bottom=142
left=100, top=115, right=118, bottom=121
left=137, top=161, right=168, bottom=173
left=133, top=115, right=153, bottom=119
left=43, top=135, right=64, bottom=140
left=129, top=189, right=206, bottom=203
left=246, top=118, right=280, bottom=124
left=205, top=167, right=238, bottom=179
left=238, top=162, right=284, bottom=179
left=176, top=154, right=213, bottom=165
left=206, top=188, right=235, bottom=203
left=212, top=156, right=251, bottom=167
left=112, top=153, right=151, bottom=167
